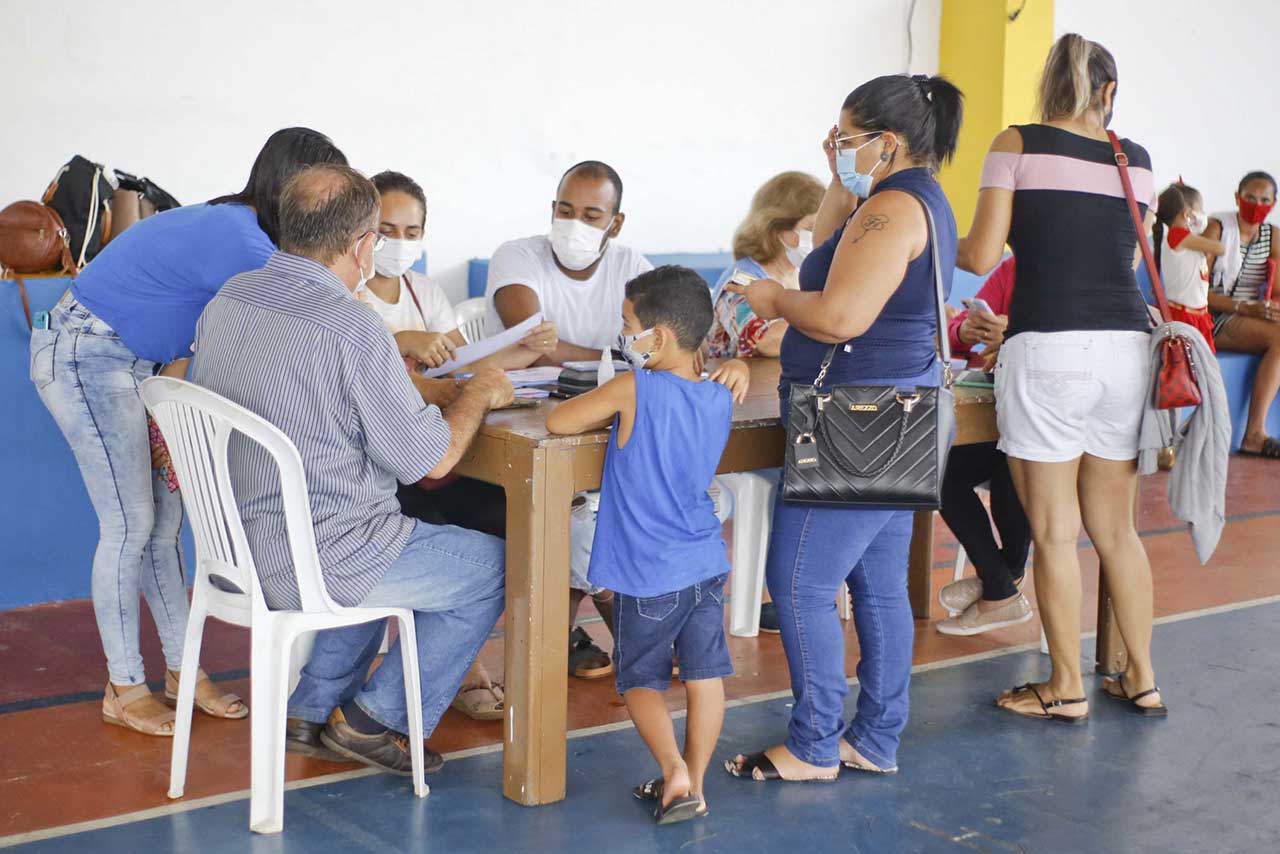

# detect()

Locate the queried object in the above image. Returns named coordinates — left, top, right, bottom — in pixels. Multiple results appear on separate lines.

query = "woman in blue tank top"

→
left=724, top=74, right=962, bottom=783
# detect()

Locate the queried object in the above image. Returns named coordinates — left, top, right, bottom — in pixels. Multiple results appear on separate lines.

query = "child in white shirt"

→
left=1154, top=182, right=1226, bottom=350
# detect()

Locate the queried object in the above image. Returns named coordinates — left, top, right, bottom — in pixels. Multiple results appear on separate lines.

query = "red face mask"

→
left=1238, top=196, right=1275, bottom=225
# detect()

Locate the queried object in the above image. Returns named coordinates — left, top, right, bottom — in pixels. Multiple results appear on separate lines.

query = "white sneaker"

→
left=936, top=594, right=1033, bottom=636
left=938, top=577, right=983, bottom=613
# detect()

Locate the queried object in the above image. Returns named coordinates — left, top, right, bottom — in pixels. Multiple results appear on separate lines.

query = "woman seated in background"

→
left=362, top=170, right=557, bottom=371
left=707, top=171, right=824, bottom=359
left=705, top=171, right=823, bottom=632
left=936, top=256, right=1034, bottom=637
left=357, top=170, right=559, bottom=721
left=1204, top=171, right=1280, bottom=458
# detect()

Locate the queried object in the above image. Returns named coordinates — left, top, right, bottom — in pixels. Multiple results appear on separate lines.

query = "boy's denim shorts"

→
left=612, top=573, right=733, bottom=693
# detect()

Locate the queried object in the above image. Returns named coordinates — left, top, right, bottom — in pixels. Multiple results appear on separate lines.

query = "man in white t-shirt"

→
left=484, top=161, right=652, bottom=679
left=484, top=161, right=653, bottom=363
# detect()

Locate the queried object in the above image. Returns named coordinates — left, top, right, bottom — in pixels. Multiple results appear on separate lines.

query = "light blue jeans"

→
left=30, top=295, right=187, bottom=686
left=288, top=519, right=506, bottom=736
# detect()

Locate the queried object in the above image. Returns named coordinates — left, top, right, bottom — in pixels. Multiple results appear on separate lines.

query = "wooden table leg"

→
left=1094, top=476, right=1138, bottom=674
left=907, top=510, right=934, bottom=620
left=501, top=444, right=572, bottom=805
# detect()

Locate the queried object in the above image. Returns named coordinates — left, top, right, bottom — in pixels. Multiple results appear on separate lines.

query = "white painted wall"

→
left=0, top=0, right=939, bottom=302
left=1054, top=0, right=1279, bottom=215
left=5, top=1, right=1267, bottom=302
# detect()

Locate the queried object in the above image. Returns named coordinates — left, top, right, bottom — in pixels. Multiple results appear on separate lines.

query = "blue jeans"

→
left=31, top=295, right=188, bottom=686
left=768, top=379, right=928, bottom=769
left=612, top=573, right=732, bottom=693
left=288, top=519, right=505, bottom=736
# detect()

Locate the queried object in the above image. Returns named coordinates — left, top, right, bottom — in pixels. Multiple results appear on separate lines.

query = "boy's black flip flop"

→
left=633, top=778, right=663, bottom=801
left=654, top=794, right=703, bottom=825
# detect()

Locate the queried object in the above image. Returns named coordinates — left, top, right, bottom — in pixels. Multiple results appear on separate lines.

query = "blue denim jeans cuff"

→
left=844, top=728, right=896, bottom=770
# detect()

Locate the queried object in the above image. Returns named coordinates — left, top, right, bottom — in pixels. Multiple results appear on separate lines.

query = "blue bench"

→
left=1136, top=257, right=1280, bottom=450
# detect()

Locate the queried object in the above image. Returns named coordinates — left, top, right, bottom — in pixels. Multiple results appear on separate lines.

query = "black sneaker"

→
left=759, top=602, right=781, bottom=634
left=318, top=708, right=445, bottom=775
left=285, top=717, right=345, bottom=762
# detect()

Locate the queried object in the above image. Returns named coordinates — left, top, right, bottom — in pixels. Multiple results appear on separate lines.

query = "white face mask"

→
left=550, top=217, right=610, bottom=271
left=1187, top=211, right=1208, bottom=235
left=617, top=327, right=656, bottom=369
left=374, top=236, right=423, bottom=278
left=355, top=233, right=376, bottom=292
left=784, top=229, right=813, bottom=269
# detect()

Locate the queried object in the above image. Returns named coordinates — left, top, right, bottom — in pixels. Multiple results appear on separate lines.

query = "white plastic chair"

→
left=141, top=377, right=429, bottom=834
left=454, top=297, right=487, bottom=344
left=719, top=473, right=850, bottom=637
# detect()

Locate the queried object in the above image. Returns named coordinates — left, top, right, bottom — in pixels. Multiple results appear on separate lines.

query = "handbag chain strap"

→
left=811, top=192, right=953, bottom=391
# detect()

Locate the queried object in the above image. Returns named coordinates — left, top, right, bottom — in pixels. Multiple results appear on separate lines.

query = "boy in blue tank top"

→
left=548, top=266, right=749, bottom=825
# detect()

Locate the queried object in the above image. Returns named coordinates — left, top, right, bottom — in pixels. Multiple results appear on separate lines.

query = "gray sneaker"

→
left=936, top=594, right=1033, bottom=636
left=938, top=577, right=984, bottom=613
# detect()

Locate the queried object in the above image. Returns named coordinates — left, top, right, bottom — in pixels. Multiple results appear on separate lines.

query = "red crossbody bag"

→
left=1109, top=131, right=1202, bottom=411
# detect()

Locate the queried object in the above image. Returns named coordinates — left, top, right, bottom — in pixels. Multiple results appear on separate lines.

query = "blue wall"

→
left=2, top=278, right=115, bottom=608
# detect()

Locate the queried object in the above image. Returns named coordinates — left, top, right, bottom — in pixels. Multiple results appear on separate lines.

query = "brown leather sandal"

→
left=102, top=682, right=176, bottom=736
left=451, top=681, right=504, bottom=721
left=165, top=669, right=248, bottom=720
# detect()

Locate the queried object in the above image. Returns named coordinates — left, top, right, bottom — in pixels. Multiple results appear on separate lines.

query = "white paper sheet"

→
left=420, top=313, right=543, bottom=378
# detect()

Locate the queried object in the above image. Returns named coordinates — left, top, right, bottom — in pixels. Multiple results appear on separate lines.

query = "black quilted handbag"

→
left=781, top=197, right=955, bottom=509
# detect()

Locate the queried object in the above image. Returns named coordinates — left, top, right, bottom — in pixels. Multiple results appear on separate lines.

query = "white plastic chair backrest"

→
left=454, top=297, right=487, bottom=344
left=140, top=377, right=339, bottom=615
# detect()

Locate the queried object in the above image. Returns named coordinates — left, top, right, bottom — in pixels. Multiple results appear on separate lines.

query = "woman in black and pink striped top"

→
left=958, top=33, right=1167, bottom=724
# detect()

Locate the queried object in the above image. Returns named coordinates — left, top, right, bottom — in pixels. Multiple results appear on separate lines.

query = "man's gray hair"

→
left=278, top=164, right=380, bottom=264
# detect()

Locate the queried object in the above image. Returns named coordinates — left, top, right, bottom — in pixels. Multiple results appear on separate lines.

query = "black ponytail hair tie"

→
left=912, top=74, right=932, bottom=100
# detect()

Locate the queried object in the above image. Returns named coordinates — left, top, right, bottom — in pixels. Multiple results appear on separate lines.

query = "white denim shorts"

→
left=994, top=330, right=1151, bottom=463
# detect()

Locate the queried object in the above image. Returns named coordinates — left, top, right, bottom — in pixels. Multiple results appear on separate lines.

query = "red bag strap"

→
left=401, top=273, right=428, bottom=328
left=1266, top=259, right=1276, bottom=303
left=1108, top=130, right=1170, bottom=324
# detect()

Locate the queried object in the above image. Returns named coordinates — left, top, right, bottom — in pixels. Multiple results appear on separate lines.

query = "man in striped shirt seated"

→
left=192, top=164, right=514, bottom=776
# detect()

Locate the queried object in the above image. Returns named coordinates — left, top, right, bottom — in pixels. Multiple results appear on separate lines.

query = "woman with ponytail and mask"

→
left=362, top=171, right=557, bottom=372
left=1204, top=171, right=1280, bottom=458
left=724, top=73, right=962, bottom=782
left=707, top=172, right=824, bottom=360
left=959, top=33, right=1168, bottom=722
left=352, top=171, right=556, bottom=721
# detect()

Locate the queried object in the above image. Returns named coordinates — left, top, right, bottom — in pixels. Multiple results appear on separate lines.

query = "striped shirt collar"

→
left=263, top=251, right=352, bottom=297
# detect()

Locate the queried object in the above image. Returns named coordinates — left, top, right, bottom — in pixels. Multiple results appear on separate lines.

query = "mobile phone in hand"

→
left=962, top=297, right=995, bottom=316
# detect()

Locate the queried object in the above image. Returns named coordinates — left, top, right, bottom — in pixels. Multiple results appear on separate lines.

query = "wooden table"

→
left=455, top=359, right=1123, bottom=807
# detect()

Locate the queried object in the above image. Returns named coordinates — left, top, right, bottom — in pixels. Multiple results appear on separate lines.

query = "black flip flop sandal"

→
left=633, top=778, right=663, bottom=801
left=1102, top=675, right=1169, bottom=717
left=569, top=627, right=613, bottom=679
left=723, top=751, right=838, bottom=783
left=654, top=793, right=704, bottom=825
left=997, top=683, right=1089, bottom=725
left=1237, top=437, right=1280, bottom=459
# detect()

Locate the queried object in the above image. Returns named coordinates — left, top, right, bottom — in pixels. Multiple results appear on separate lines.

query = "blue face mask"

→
left=835, top=132, right=885, bottom=198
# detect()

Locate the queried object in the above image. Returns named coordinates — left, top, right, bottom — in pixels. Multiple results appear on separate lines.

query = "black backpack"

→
left=42, top=155, right=114, bottom=270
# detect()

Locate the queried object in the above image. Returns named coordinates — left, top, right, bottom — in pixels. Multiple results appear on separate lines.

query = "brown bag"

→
left=0, top=201, right=74, bottom=328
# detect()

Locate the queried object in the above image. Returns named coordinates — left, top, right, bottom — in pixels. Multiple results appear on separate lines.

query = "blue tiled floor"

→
left=16, top=602, right=1280, bottom=853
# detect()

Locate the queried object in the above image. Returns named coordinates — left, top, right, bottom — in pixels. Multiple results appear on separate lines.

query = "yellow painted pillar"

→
left=938, top=0, right=1054, bottom=233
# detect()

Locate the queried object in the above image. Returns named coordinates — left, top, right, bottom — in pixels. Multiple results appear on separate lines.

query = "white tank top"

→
left=1158, top=229, right=1210, bottom=309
